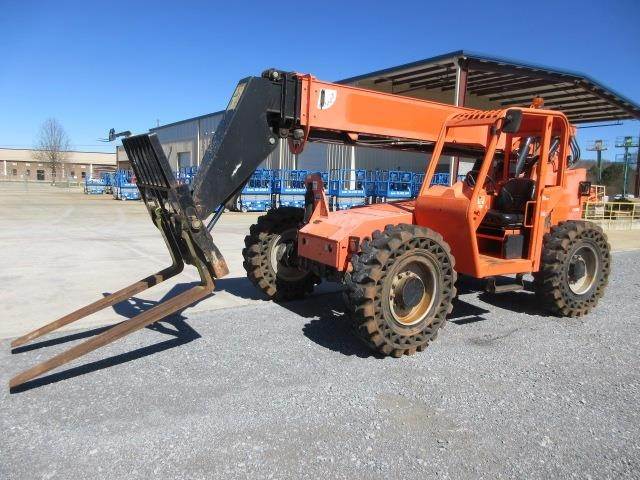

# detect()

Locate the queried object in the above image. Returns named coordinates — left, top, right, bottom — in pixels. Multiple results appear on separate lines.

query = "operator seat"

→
left=482, top=177, right=535, bottom=228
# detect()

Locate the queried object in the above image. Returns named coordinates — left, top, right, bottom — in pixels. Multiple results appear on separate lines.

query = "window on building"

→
left=12, top=169, right=17, bottom=176
left=178, top=151, right=191, bottom=169
left=81, top=171, right=86, bottom=179
left=26, top=169, right=31, bottom=177
left=70, top=171, right=75, bottom=178
left=37, top=170, right=45, bottom=181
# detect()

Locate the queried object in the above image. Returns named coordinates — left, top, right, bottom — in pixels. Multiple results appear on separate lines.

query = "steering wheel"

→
left=464, top=171, right=497, bottom=193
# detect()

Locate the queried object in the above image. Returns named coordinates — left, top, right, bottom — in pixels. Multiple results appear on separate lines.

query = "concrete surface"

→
left=1, top=182, right=638, bottom=340
left=1, top=182, right=640, bottom=479
left=604, top=229, right=640, bottom=251
left=0, top=182, right=338, bottom=339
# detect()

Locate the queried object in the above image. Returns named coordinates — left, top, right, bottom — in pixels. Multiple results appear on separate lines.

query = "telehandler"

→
left=9, top=70, right=610, bottom=389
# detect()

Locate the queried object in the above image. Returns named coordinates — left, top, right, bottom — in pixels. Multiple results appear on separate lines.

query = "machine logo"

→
left=318, top=89, right=337, bottom=110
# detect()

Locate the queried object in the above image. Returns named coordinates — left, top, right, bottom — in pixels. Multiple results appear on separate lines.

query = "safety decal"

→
left=318, top=89, right=337, bottom=110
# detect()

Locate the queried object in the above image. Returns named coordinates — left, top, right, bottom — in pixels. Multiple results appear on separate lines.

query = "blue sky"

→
left=1, top=0, right=638, bottom=159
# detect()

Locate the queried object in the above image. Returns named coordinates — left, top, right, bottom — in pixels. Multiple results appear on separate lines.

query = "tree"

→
left=590, top=163, right=625, bottom=196
left=32, top=118, right=70, bottom=184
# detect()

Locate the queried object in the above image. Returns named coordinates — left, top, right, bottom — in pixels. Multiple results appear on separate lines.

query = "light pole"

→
left=634, top=131, right=640, bottom=197
left=586, top=140, right=608, bottom=183
left=615, top=136, right=639, bottom=197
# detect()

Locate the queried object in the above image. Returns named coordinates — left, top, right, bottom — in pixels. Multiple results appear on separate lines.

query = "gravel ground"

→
left=2, top=250, right=639, bottom=480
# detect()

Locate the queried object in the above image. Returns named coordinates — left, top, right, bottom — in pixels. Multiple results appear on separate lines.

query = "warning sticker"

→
left=317, top=89, right=337, bottom=110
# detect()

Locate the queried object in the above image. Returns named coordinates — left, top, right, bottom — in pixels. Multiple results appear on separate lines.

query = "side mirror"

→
left=502, top=109, right=523, bottom=134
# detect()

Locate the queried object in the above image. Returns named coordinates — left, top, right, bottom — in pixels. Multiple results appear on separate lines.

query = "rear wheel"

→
left=533, top=220, right=610, bottom=316
left=344, top=224, right=457, bottom=357
left=243, top=207, right=319, bottom=301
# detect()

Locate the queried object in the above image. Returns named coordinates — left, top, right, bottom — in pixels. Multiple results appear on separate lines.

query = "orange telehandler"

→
left=9, top=69, right=610, bottom=389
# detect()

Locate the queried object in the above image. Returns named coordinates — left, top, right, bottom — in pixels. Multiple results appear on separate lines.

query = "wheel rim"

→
left=268, top=228, right=308, bottom=282
left=388, top=254, right=439, bottom=326
left=567, top=244, right=599, bottom=295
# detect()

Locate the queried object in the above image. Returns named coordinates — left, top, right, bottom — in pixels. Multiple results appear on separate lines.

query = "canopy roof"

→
left=339, top=51, right=640, bottom=124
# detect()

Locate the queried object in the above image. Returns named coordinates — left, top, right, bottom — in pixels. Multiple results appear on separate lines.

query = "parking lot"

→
left=1, top=182, right=639, bottom=479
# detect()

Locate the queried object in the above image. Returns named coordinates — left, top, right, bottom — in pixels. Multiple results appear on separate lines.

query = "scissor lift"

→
left=327, top=169, right=374, bottom=210
left=273, top=169, right=309, bottom=208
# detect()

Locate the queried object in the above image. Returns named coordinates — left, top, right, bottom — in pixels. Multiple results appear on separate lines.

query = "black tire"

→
left=533, top=220, right=610, bottom=317
left=344, top=224, right=457, bottom=357
left=242, top=207, right=319, bottom=301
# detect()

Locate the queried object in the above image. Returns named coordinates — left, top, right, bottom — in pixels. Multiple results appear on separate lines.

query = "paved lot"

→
left=1, top=183, right=640, bottom=479
left=0, top=182, right=325, bottom=339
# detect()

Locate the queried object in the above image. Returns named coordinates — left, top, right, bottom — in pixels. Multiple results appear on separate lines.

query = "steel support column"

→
left=635, top=132, right=640, bottom=197
left=450, top=60, right=468, bottom=182
left=196, top=118, right=201, bottom=166
left=596, top=150, right=602, bottom=183
left=623, top=146, right=631, bottom=197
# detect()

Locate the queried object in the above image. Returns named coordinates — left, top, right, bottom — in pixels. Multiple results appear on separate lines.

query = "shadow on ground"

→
left=456, top=274, right=551, bottom=317
left=222, top=273, right=551, bottom=359
left=214, top=276, right=266, bottom=301
left=10, top=274, right=553, bottom=392
left=10, top=283, right=205, bottom=393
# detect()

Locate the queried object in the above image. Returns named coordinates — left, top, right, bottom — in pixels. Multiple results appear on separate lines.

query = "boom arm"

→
left=190, top=69, right=489, bottom=216
left=191, top=73, right=301, bottom=216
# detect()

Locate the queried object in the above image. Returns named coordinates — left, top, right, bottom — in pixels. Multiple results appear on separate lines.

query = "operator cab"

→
left=464, top=156, right=535, bottom=229
left=460, top=126, right=563, bottom=261
left=414, top=108, right=576, bottom=278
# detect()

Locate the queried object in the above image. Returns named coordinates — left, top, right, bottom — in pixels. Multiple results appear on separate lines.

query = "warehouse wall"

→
left=353, top=146, right=428, bottom=172
left=151, top=113, right=224, bottom=171
left=1, top=148, right=116, bottom=182
left=286, top=141, right=456, bottom=175
left=1, top=160, right=114, bottom=182
left=151, top=113, right=471, bottom=178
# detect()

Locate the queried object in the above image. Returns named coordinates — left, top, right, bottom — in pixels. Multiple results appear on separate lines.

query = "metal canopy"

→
left=339, top=51, right=640, bottom=124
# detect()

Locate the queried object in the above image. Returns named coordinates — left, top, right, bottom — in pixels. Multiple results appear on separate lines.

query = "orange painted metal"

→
left=304, top=172, right=330, bottom=222
left=298, top=201, right=415, bottom=272
left=294, top=74, right=586, bottom=279
left=298, top=76, right=495, bottom=148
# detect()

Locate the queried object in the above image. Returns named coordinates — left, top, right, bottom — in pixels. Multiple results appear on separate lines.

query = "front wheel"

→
left=242, top=207, right=319, bottom=301
left=533, top=220, right=610, bottom=316
left=344, top=224, right=457, bottom=357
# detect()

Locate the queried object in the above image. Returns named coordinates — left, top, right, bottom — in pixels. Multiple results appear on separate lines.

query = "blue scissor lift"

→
left=238, top=169, right=274, bottom=212
left=374, top=170, right=414, bottom=202
left=112, top=169, right=141, bottom=201
left=102, top=172, right=113, bottom=194
left=411, top=172, right=425, bottom=197
left=411, top=172, right=453, bottom=197
left=273, top=169, right=308, bottom=208
left=176, top=166, right=198, bottom=185
left=84, top=175, right=107, bottom=195
left=327, top=169, right=374, bottom=210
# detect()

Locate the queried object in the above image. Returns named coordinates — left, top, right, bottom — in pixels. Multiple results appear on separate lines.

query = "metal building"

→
left=146, top=50, right=640, bottom=181
left=0, top=148, right=116, bottom=183
left=147, top=110, right=439, bottom=174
